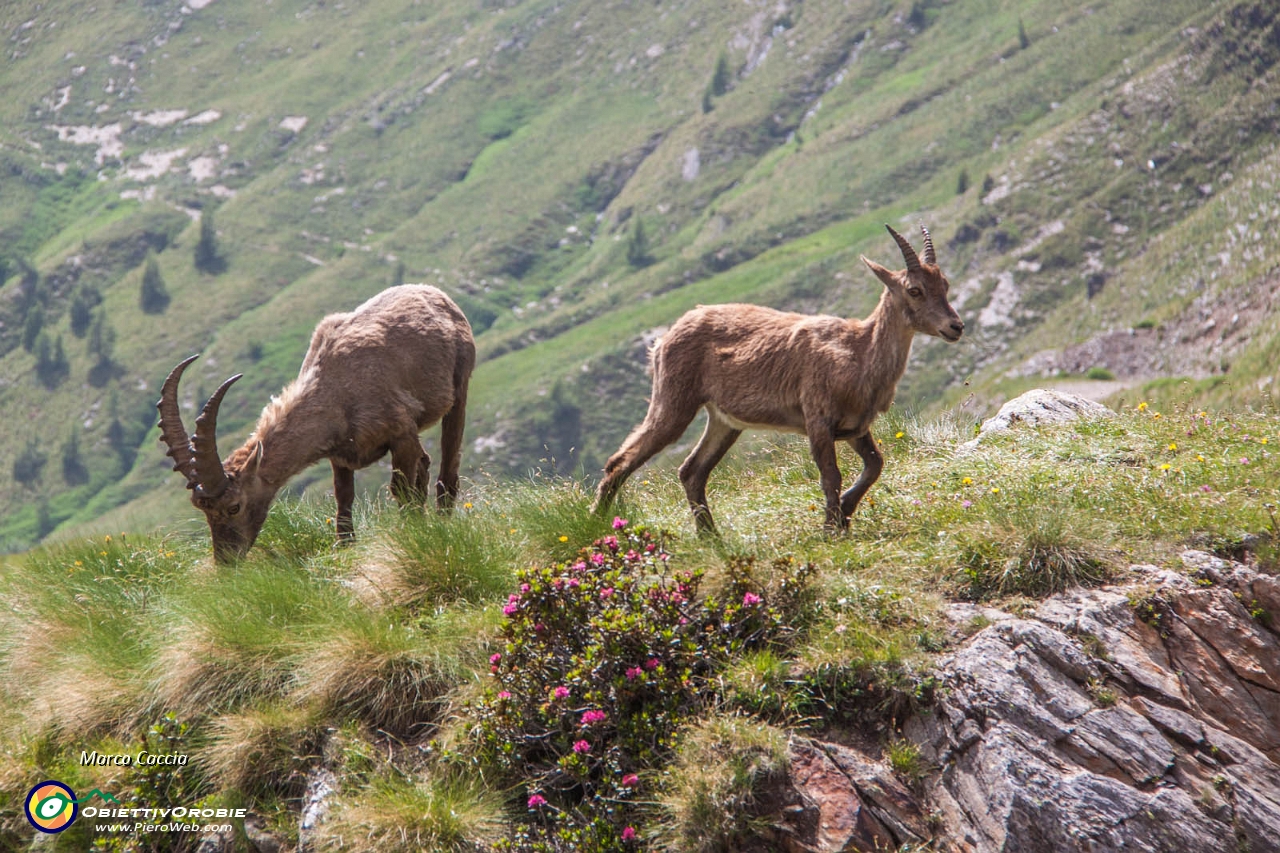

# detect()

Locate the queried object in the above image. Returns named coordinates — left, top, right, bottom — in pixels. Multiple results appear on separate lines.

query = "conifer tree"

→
left=21, top=305, right=43, bottom=353
left=70, top=284, right=97, bottom=337
left=194, top=209, right=224, bottom=273
left=12, top=437, right=46, bottom=487
left=140, top=253, right=171, bottom=313
left=88, top=310, right=116, bottom=366
left=61, top=426, right=89, bottom=485
left=626, top=218, right=652, bottom=268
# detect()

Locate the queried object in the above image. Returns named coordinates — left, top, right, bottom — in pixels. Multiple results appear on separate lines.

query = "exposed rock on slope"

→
left=785, top=552, right=1280, bottom=852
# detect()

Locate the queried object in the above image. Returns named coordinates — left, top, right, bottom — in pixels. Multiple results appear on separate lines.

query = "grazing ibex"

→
left=158, top=284, right=475, bottom=562
left=594, top=224, right=963, bottom=532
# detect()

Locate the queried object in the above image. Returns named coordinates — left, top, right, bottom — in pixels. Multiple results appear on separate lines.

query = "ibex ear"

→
left=861, top=255, right=900, bottom=291
left=243, top=441, right=264, bottom=478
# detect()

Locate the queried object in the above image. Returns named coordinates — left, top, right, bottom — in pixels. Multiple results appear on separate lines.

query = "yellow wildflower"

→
left=464, top=502, right=474, bottom=509
left=1159, top=463, right=1171, bottom=471
left=1137, top=402, right=1148, bottom=412
left=1168, top=443, right=1177, bottom=452
left=895, top=431, right=905, bottom=439
left=1196, top=455, right=1205, bottom=462
left=961, top=477, right=973, bottom=486
left=559, top=535, right=569, bottom=543
left=991, top=487, right=1000, bottom=494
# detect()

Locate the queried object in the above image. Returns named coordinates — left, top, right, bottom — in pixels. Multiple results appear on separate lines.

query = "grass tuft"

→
left=292, top=607, right=493, bottom=737
left=508, top=479, right=624, bottom=563
left=654, top=713, right=791, bottom=853
left=357, top=509, right=518, bottom=610
left=150, top=560, right=345, bottom=716
left=202, top=704, right=320, bottom=796
left=954, top=500, right=1115, bottom=600
left=310, top=773, right=504, bottom=853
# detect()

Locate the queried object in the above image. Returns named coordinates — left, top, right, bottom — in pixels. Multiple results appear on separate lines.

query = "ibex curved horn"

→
left=191, top=374, right=242, bottom=497
left=920, top=224, right=936, bottom=266
left=885, top=224, right=921, bottom=272
left=157, top=355, right=200, bottom=486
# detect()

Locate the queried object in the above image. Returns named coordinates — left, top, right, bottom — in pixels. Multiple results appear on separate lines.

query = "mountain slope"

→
left=0, top=0, right=1276, bottom=549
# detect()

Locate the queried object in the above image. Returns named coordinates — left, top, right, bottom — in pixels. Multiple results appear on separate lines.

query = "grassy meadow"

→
left=0, top=400, right=1276, bottom=850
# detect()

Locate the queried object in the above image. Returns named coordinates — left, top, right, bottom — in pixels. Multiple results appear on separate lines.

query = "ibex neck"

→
left=240, top=374, right=330, bottom=487
left=863, top=292, right=917, bottom=386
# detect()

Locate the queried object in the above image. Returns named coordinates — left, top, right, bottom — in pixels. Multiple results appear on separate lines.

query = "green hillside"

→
left=1, top=0, right=1278, bottom=549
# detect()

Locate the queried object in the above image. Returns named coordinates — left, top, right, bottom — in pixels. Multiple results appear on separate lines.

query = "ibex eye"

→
left=228, top=504, right=242, bottom=516
left=908, top=287, right=923, bottom=298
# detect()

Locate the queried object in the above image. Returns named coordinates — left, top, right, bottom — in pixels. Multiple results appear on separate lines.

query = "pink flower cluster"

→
left=625, top=666, right=642, bottom=680
left=742, top=592, right=762, bottom=606
left=552, top=685, right=570, bottom=700
left=503, top=593, right=521, bottom=616
left=527, top=794, right=547, bottom=808
left=572, top=739, right=592, bottom=754
left=581, top=709, right=607, bottom=726
left=622, top=826, right=637, bottom=841
left=612, top=516, right=628, bottom=530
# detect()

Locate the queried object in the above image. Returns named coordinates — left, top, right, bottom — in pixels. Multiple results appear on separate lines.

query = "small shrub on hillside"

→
left=460, top=521, right=812, bottom=851
left=1086, top=366, right=1115, bottom=381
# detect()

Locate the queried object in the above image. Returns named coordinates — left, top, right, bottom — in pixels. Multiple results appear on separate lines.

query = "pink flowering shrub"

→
left=459, top=523, right=813, bottom=852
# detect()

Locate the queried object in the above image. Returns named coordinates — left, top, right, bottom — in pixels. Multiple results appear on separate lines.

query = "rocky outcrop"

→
left=963, top=388, right=1114, bottom=448
left=785, top=552, right=1280, bottom=852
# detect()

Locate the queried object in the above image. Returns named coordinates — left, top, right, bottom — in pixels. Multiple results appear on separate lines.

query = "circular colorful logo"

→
left=25, top=780, right=78, bottom=833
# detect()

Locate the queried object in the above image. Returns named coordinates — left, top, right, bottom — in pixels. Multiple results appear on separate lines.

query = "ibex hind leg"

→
left=436, top=385, right=468, bottom=513
left=678, top=413, right=742, bottom=534
left=594, top=403, right=700, bottom=514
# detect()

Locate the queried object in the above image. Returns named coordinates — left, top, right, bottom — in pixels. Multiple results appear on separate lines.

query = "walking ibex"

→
left=594, top=224, right=963, bottom=532
left=158, top=284, right=475, bottom=562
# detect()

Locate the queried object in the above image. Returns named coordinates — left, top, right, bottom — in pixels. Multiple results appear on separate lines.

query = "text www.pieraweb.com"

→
left=83, top=806, right=244, bottom=835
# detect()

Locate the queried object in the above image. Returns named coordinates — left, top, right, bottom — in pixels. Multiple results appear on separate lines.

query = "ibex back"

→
left=594, top=225, right=963, bottom=532
left=158, top=284, right=475, bottom=562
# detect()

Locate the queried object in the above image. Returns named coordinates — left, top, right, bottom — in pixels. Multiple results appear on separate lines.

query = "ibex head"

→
left=861, top=224, right=965, bottom=342
left=157, top=355, right=275, bottom=562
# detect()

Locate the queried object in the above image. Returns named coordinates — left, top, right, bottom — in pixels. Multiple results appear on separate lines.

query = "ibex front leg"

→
left=333, top=463, right=356, bottom=542
left=839, top=430, right=883, bottom=521
left=806, top=419, right=846, bottom=530
left=390, top=436, right=430, bottom=508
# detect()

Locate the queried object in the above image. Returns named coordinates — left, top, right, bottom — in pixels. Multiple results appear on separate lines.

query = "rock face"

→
left=785, top=553, right=1280, bottom=852
left=964, top=389, right=1114, bottom=448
